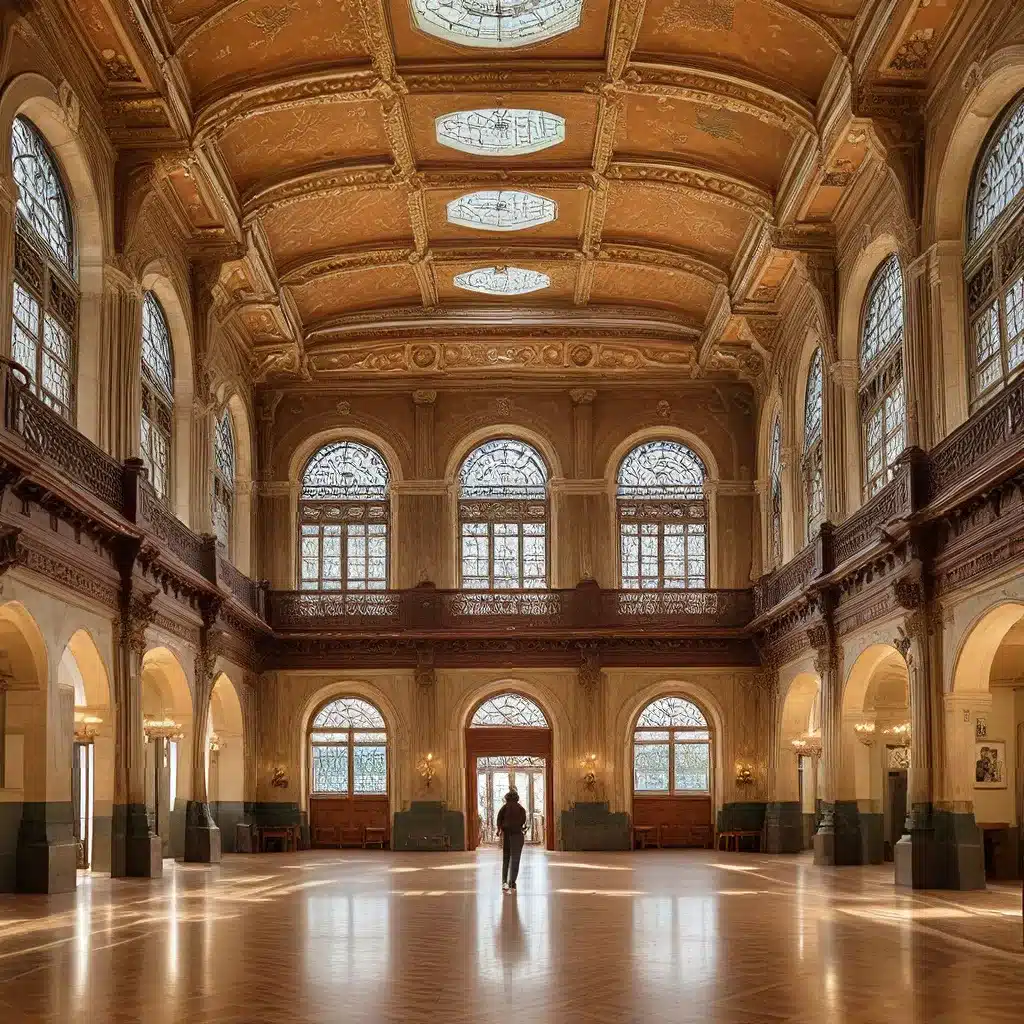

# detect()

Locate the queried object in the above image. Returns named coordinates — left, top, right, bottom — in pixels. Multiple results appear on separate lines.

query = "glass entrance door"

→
left=475, top=755, right=546, bottom=845
left=73, top=740, right=94, bottom=869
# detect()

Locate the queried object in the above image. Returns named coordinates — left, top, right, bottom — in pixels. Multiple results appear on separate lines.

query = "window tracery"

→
left=633, top=697, right=710, bottom=793
left=860, top=256, right=906, bottom=498
left=802, top=348, right=825, bottom=538
left=459, top=439, right=548, bottom=589
left=769, top=417, right=783, bottom=568
left=617, top=441, right=707, bottom=589
left=299, top=442, right=390, bottom=591
left=447, top=190, right=556, bottom=231
left=471, top=693, right=548, bottom=728
left=9, top=115, right=77, bottom=421
left=309, top=697, right=387, bottom=795
left=410, top=0, right=584, bottom=49
left=139, top=292, right=173, bottom=502
left=213, top=410, right=235, bottom=554
left=435, top=108, right=565, bottom=156
left=965, top=91, right=1024, bottom=406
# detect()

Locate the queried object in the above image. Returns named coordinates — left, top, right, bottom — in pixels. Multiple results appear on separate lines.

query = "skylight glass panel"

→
left=435, top=108, right=566, bottom=156
left=410, top=0, right=584, bottom=49
left=447, top=190, right=556, bottom=231
left=454, top=266, right=550, bottom=296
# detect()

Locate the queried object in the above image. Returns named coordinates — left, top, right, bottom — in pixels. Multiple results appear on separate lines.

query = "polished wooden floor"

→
left=0, top=849, right=1021, bottom=1023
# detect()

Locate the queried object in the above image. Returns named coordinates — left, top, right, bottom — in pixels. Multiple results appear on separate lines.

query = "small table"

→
left=632, top=825, right=661, bottom=850
left=259, top=824, right=300, bottom=852
left=363, top=827, right=388, bottom=849
left=717, top=829, right=762, bottom=853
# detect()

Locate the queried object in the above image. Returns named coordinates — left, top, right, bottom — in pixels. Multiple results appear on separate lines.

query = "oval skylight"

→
left=411, top=0, right=584, bottom=49
left=447, top=190, right=556, bottom=231
left=454, top=266, right=551, bottom=296
left=436, top=108, right=566, bottom=157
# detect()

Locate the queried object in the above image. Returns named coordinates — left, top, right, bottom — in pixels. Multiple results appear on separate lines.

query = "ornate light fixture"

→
left=208, top=732, right=222, bottom=753
left=854, top=722, right=876, bottom=745
left=791, top=734, right=821, bottom=756
left=735, top=763, right=755, bottom=786
left=144, top=717, right=183, bottom=741
left=883, top=722, right=911, bottom=746
left=74, top=714, right=102, bottom=741
left=416, top=752, right=437, bottom=787
left=580, top=752, right=597, bottom=790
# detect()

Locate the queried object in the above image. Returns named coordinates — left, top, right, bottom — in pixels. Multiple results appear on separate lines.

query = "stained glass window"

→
left=454, top=266, right=550, bottom=295
left=802, top=348, right=825, bottom=538
left=299, top=442, right=390, bottom=591
left=769, top=417, right=783, bottom=568
left=633, top=697, right=710, bottom=794
left=140, top=292, right=173, bottom=502
left=459, top=440, right=548, bottom=589
left=617, top=441, right=708, bottom=589
left=213, top=410, right=235, bottom=554
left=447, top=190, right=556, bottom=231
left=471, top=692, right=548, bottom=728
left=310, top=698, right=388, bottom=796
left=410, top=0, right=584, bottom=49
left=436, top=109, right=565, bottom=157
left=10, top=116, right=77, bottom=421
left=966, top=92, right=1024, bottom=406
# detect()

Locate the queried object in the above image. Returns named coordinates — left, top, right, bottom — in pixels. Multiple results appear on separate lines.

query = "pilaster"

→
left=826, top=359, right=859, bottom=521
left=98, top=262, right=143, bottom=461
left=0, top=173, right=17, bottom=361
left=904, top=252, right=934, bottom=451
left=412, top=389, right=436, bottom=478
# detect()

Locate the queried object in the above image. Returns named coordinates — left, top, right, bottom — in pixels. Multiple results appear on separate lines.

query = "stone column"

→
left=0, top=172, right=18, bottom=359
left=904, top=253, right=934, bottom=451
left=826, top=359, right=859, bottom=521
left=110, top=585, right=162, bottom=878
left=189, top=392, right=215, bottom=535
left=184, top=612, right=222, bottom=863
left=98, top=262, right=143, bottom=462
left=764, top=668, right=803, bottom=853
left=413, top=648, right=439, bottom=799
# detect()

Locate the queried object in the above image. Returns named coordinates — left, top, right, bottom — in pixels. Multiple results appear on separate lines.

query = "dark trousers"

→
left=501, top=830, right=525, bottom=885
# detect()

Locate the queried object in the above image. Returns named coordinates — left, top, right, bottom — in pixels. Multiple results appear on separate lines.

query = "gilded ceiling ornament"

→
left=654, top=0, right=734, bottom=33
left=447, top=190, right=557, bottom=231
left=694, top=108, right=742, bottom=143
left=453, top=266, right=550, bottom=296
left=244, top=2, right=299, bottom=45
left=435, top=108, right=565, bottom=156
left=409, top=0, right=584, bottom=49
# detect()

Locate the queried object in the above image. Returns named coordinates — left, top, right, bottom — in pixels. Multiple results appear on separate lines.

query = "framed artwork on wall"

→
left=974, top=741, right=1007, bottom=789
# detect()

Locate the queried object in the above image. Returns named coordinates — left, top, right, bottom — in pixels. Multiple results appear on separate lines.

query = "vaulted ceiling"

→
left=67, top=0, right=976, bottom=383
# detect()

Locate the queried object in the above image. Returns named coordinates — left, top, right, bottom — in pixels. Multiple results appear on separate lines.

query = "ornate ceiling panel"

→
left=291, top=264, right=423, bottom=323
left=436, top=258, right=577, bottom=304
left=427, top=186, right=583, bottom=241
left=590, top=263, right=717, bottom=318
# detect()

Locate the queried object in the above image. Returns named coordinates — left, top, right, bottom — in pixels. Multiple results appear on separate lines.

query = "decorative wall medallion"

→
left=453, top=266, right=551, bottom=295
left=447, top=190, right=556, bottom=231
left=410, top=0, right=584, bottom=49
left=436, top=108, right=565, bottom=156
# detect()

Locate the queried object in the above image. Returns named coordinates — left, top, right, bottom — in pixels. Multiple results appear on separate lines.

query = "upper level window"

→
left=965, top=91, right=1024, bottom=406
left=10, top=115, right=77, bottom=421
left=309, top=697, right=387, bottom=796
left=471, top=693, right=548, bottom=728
left=803, top=348, right=825, bottom=539
left=410, top=0, right=583, bottom=49
left=213, top=410, right=235, bottom=555
left=617, top=440, right=707, bottom=589
left=299, top=441, right=389, bottom=591
left=633, top=697, right=711, bottom=794
left=140, top=292, right=173, bottom=502
left=769, top=417, right=783, bottom=568
left=860, top=255, right=906, bottom=498
left=459, top=438, right=548, bottom=589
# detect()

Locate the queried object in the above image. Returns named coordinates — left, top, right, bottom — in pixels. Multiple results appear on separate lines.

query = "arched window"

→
left=471, top=692, right=549, bottom=728
left=965, top=91, right=1024, bottom=406
left=213, top=409, right=235, bottom=555
left=860, top=255, right=906, bottom=497
left=10, top=115, right=77, bottom=421
left=802, top=348, right=825, bottom=539
left=768, top=417, right=783, bottom=568
left=308, top=697, right=387, bottom=795
left=459, top=438, right=548, bottom=589
left=299, top=441, right=389, bottom=591
left=633, top=696, right=710, bottom=793
left=140, top=292, right=174, bottom=502
left=617, top=440, right=707, bottom=589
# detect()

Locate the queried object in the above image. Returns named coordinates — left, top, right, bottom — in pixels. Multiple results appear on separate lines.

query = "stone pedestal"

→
left=16, top=802, right=78, bottom=893
left=111, top=803, right=162, bottom=878
left=392, top=801, right=465, bottom=851
left=184, top=800, right=222, bottom=863
left=764, top=801, right=804, bottom=853
left=560, top=801, right=630, bottom=851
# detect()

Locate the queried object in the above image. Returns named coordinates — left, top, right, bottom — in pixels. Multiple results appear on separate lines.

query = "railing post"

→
left=407, top=579, right=439, bottom=631
left=201, top=535, right=219, bottom=586
left=121, top=458, right=146, bottom=524
left=898, top=445, right=931, bottom=513
left=815, top=521, right=834, bottom=578
left=257, top=580, right=270, bottom=622
left=573, top=577, right=602, bottom=629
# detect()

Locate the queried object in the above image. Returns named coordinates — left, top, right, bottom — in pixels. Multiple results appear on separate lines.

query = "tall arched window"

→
left=768, top=417, right=783, bottom=568
left=140, top=292, right=174, bottom=502
left=213, top=409, right=235, bottom=555
left=617, top=440, right=707, bottom=589
left=459, top=439, right=548, bottom=589
left=802, top=348, right=825, bottom=539
left=471, top=692, right=549, bottom=727
left=632, top=697, right=710, bottom=794
left=308, top=697, right=387, bottom=795
left=965, top=91, right=1024, bottom=407
left=299, top=441, right=389, bottom=591
left=860, top=255, right=906, bottom=498
left=10, top=115, right=77, bottom=421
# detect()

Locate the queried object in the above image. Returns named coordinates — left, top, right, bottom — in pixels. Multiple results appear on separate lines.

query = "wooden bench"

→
left=632, top=825, right=661, bottom=849
left=259, top=825, right=300, bottom=853
left=363, top=826, right=388, bottom=849
left=661, top=824, right=714, bottom=849
left=716, top=829, right=762, bottom=853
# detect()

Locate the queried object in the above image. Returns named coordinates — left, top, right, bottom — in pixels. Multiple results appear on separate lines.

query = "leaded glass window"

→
left=299, top=442, right=390, bottom=591
left=470, top=692, right=549, bottom=728
left=965, top=91, right=1024, bottom=407
left=140, top=293, right=173, bottom=502
left=10, top=115, right=77, bottom=421
left=447, top=190, right=556, bottom=231
left=435, top=108, right=565, bottom=157
left=859, top=256, right=906, bottom=498
left=309, top=697, right=387, bottom=795
left=213, top=409, right=235, bottom=554
left=459, top=439, right=548, bottom=589
left=454, top=265, right=550, bottom=295
left=617, top=441, right=708, bottom=589
left=410, top=0, right=584, bottom=49
left=802, top=348, right=825, bottom=539
left=769, top=417, right=783, bottom=568
left=633, top=697, right=711, bottom=794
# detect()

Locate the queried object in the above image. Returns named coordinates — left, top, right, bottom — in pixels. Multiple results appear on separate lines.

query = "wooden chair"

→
left=632, top=824, right=661, bottom=850
left=716, top=829, right=762, bottom=853
left=260, top=826, right=294, bottom=853
left=363, top=826, right=388, bottom=849
left=313, top=825, right=338, bottom=848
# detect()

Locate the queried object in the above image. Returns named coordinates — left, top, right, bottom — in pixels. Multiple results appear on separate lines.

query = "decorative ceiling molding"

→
left=241, top=162, right=397, bottom=221
left=607, top=0, right=649, bottom=82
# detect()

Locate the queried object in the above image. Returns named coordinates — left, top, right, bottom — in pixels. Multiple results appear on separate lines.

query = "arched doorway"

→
left=466, top=692, right=553, bottom=850
left=631, top=696, right=714, bottom=848
left=307, top=696, right=390, bottom=848
left=776, top=672, right=821, bottom=850
left=208, top=673, right=245, bottom=850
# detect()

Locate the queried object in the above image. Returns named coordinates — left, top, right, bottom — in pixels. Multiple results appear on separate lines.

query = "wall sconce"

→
left=416, top=752, right=437, bottom=787
left=271, top=767, right=289, bottom=789
left=74, top=714, right=102, bottom=741
left=854, top=722, right=876, bottom=745
left=883, top=722, right=911, bottom=746
left=581, top=752, right=598, bottom=790
left=144, top=717, right=183, bottom=741
left=735, top=763, right=755, bottom=786
left=208, top=732, right=222, bottom=752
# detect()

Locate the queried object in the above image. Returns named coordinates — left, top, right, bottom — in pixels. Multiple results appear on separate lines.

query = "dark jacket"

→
left=496, top=801, right=527, bottom=834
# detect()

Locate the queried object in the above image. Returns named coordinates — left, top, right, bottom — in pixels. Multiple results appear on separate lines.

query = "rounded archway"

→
left=777, top=672, right=821, bottom=850
left=466, top=691, right=553, bottom=850
left=208, top=672, right=246, bottom=850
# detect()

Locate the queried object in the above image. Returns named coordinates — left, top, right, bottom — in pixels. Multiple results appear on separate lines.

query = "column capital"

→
left=412, top=389, right=437, bottom=405
left=103, top=260, right=142, bottom=297
left=569, top=387, right=597, bottom=406
left=827, top=359, right=859, bottom=388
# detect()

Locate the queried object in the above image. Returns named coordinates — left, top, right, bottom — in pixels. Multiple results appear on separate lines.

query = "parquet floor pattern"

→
left=0, top=849, right=1021, bottom=1023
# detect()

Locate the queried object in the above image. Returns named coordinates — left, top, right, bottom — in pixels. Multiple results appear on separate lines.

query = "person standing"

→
left=496, top=790, right=527, bottom=892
